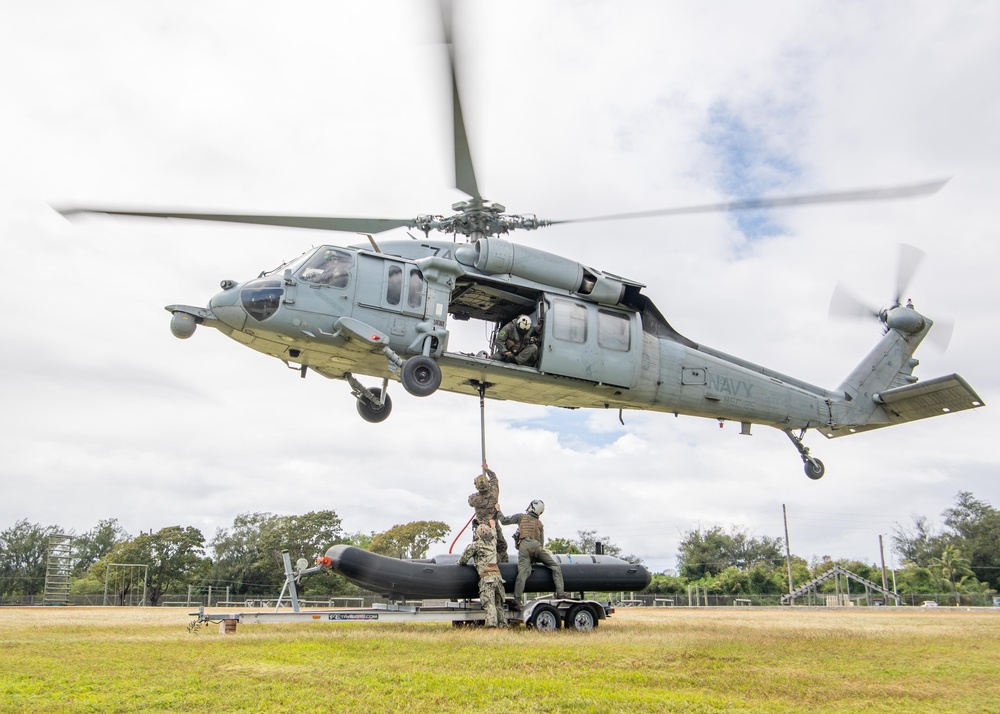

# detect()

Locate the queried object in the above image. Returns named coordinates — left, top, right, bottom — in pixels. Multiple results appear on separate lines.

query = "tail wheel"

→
left=401, top=356, right=442, bottom=397
left=804, top=458, right=825, bottom=480
left=527, top=604, right=561, bottom=631
left=565, top=604, right=598, bottom=632
left=357, top=388, right=392, bottom=423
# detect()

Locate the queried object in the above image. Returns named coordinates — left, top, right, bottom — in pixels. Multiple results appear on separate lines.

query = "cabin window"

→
left=386, top=265, right=403, bottom=305
left=598, top=310, right=630, bottom=351
left=408, top=268, right=425, bottom=309
left=298, top=248, right=352, bottom=288
left=551, top=300, right=587, bottom=344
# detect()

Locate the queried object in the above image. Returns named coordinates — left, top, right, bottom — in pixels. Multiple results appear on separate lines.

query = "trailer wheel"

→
left=565, top=604, right=598, bottom=632
left=527, top=604, right=561, bottom=631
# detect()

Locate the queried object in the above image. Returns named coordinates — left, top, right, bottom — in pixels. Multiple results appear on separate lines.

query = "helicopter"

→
left=59, top=5, right=984, bottom=481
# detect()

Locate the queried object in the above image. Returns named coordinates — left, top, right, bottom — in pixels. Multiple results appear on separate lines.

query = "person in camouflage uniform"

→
left=467, top=464, right=509, bottom=562
left=497, top=499, right=566, bottom=608
left=457, top=523, right=507, bottom=628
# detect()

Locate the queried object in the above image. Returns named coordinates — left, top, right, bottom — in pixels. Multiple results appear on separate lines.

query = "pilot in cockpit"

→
left=301, top=249, right=351, bottom=288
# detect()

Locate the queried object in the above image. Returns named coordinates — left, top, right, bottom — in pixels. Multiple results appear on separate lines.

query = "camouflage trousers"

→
left=513, top=539, right=565, bottom=603
left=479, top=572, right=507, bottom=627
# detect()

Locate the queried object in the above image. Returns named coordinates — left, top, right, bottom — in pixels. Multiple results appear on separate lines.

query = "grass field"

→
left=1, top=605, right=998, bottom=713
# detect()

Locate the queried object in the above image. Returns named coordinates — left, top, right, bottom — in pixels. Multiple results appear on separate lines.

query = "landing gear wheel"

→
left=527, top=604, right=561, bottom=631
left=356, top=388, right=392, bottom=423
left=804, top=458, right=825, bottom=480
left=401, top=356, right=442, bottom=397
left=565, top=604, right=598, bottom=632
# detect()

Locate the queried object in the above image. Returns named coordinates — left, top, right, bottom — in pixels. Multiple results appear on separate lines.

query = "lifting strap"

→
left=449, top=381, right=490, bottom=553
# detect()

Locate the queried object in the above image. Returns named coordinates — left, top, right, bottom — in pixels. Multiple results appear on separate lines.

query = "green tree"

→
left=73, top=518, right=130, bottom=575
left=96, top=526, right=209, bottom=606
left=942, top=492, right=1000, bottom=591
left=209, top=511, right=345, bottom=597
left=677, top=526, right=783, bottom=580
left=546, top=537, right=582, bottom=554
left=547, top=530, right=643, bottom=564
left=370, top=521, right=450, bottom=559
left=930, top=545, right=975, bottom=605
left=0, top=520, right=60, bottom=597
left=892, top=514, right=943, bottom=567
left=893, top=492, right=1000, bottom=592
left=642, top=572, right=687, bottom=596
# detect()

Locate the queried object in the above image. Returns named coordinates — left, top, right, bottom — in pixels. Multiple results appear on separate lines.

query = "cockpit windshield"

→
left=297, top=247, right=353, bottom=288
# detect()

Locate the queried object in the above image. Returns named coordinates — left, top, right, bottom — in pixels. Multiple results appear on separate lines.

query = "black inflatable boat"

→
left=321, top=544, right=651, bottom=600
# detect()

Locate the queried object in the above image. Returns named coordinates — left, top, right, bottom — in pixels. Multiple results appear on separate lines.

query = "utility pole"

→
left=783, top=504, right=794, bottom=602
left=879, top=535, right=890, bottom=602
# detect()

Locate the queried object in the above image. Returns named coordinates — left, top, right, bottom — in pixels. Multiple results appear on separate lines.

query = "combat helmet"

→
left=476, top=523, right=495, bottom=540
left=474, top=473, right=489, bottom=492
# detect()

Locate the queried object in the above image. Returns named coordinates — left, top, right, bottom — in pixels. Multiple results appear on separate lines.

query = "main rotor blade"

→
left=439, top=0, right=480, bottom=201
left=894, top=243, right=926, bottom=305
left=58, top=208, right=416, bottom=234
left=547, top=179, right=950, bottom=226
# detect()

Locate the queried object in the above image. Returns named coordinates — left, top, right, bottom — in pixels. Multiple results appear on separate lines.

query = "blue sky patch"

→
left=502, top=408, right=627, bottom=451
left=701, top=102, right=799, bottom=239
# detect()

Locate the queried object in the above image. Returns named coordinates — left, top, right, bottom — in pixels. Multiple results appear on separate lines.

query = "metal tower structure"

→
left=43, top=534, right=75, bottom=606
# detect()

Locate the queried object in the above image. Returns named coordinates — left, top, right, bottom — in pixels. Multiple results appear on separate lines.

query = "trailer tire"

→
left=565, top=604, right=598, bottom=632
left=527, top=604, right=561, bottom=631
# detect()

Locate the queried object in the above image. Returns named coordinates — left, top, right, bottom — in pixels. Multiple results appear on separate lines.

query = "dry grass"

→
left=1, top=606, right=998, bottom=713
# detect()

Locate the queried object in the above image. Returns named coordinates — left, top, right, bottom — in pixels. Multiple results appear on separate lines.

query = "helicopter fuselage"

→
left=167, top=237, right=982, bottom=478
left=172, top=239, right=837, bottom=427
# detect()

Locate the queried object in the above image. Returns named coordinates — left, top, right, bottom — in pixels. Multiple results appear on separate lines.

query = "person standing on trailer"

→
left=468, top=463, right=508, bottom=563
left=457, top=523, right=508, bottom=628
left=498, top=499, right=567, bottom=608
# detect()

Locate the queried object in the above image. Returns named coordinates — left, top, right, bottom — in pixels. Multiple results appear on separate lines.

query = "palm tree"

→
left=930, top=545, right=974, bottom=605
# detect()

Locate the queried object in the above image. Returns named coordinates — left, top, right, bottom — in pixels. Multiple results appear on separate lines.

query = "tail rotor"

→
left=829, top=243, right=951, bottom=351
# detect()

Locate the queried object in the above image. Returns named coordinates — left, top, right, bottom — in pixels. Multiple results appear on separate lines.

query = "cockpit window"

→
left=298, top=248, right=353, bottom=288
left=241, top=279, right=283, bottom=322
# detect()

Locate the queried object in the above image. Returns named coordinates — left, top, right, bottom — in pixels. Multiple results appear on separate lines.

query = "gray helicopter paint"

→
left=159, top=235, right=983, bottom=482
left=171, top=239, right=975, bottom=433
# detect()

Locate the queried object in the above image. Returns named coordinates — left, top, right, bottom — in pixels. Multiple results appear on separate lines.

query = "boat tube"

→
left=321, top=544, right=651, bottom=600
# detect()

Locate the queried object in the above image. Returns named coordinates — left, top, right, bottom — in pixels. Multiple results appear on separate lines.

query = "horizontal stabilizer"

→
left=822, top=374, right=984, bottom=438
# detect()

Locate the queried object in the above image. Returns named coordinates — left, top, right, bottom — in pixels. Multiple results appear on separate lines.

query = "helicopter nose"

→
left=209, top=281, right=239, bottom=308
left=209, top=281, right=248, bottom=330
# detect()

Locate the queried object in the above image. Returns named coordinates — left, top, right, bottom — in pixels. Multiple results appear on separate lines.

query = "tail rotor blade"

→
left=829, top=283, right=879, bottom=320
left=894, top=243, right=926, bottom=305
left=927, top=317, right=954, bottom=353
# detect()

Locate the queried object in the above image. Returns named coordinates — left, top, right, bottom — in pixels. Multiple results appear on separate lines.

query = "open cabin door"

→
left=537, top=296, right=641, bottom=389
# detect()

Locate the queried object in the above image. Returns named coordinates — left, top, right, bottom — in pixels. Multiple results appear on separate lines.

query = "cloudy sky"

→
left=2, top=1, right=997, bottom=576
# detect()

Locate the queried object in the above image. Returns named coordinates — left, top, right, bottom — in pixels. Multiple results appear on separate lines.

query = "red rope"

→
left=449, top=514, right=475, bottom=554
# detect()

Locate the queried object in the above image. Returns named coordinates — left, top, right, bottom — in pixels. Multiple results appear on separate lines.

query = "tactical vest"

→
left=518, top=514, right=542, bottom=543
